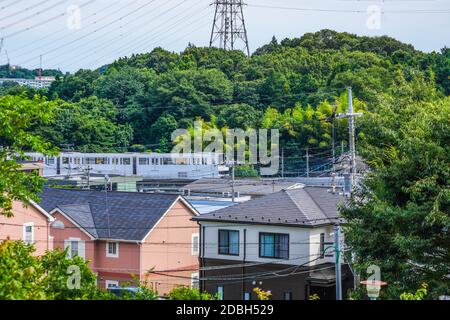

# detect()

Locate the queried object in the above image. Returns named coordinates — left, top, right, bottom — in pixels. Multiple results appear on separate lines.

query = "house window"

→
left=284, top=292, right=293, bottom=300
left=320, top=233, right=325, bottom=258
left=192, top=234, right=199, bottom=256
left=23, top=223, right=34, bottom=244
left=217, top=286, right=224, bottom=300
left=106, top=242, right=119, bottom=258
left=65, top=238, right=85, bottom=260
left=218, top=230, right=239, bottom=256
left=106, top=280, right=119, bottom=289
left=191, top=273, right=199, bottom=289
left=70, top=241, right=79, bottom=258
left=259, top=233, right=289, bottom=259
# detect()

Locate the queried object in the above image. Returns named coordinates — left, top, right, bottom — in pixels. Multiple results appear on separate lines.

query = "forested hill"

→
left=2, top=30, right=448, bottom=168
left=0, top=65, right=63, bottom=79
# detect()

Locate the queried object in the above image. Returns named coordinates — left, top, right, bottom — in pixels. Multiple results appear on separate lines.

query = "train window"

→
left=139, top=158, right=149, bottom=165
left=175, top=158, right=188, bottom=165
left=95, top=157, right=108, bottom=165
left=111, top=158, right=119, bottom=165
left=151, top=158, right=158, bottom=165
left=62, top=157, right=69, bottom=164
left=85, top=158, right=95, bottom=165
left=178, top=172, right=188, bottom=178
left=163, top=158, right=174, bottom=165
left=47, top=157, right=55, bottom=165
left=121, top=158, right=131, bottom=165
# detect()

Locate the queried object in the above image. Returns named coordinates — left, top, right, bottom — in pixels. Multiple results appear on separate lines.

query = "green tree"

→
left=41, top=248, right=99, bottom=300
left=217, top=103, right=262, bottom=129
left=0, top=94, right=57, bottom=217
left=342, top=89, right=450, bottom=299
left=0, top=240, right=47, bottom=299
left=167, top=286, right=216, bottom=300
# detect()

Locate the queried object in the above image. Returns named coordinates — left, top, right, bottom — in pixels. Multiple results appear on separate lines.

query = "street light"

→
left=360, top=280, right=387, bottom=300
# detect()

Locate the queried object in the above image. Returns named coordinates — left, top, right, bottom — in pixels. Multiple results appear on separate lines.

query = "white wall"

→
left=200, top=221, right=335, bottom=266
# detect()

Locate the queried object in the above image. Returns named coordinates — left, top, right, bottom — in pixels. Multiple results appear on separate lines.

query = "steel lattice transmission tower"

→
left=209, top=0, right=250, bottom=56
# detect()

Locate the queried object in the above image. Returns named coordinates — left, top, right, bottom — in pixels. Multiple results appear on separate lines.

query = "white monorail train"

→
left=25, top=152, right=225, bottom=179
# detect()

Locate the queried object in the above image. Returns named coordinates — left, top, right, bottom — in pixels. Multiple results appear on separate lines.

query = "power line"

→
left=0, top=0, right=70, bottom=31
left=9, top=0, right=129, bottom=57
left=16, top=0, right=158, bottom=66
left=246, top=2, right=450, bottom=14
left=55, top=0, right=204, bottom=70
left=1, top=0, right=97, bottom=39
left=87, top=1, right=212, bottom=70
left=0, top=0, right=52, bottom=22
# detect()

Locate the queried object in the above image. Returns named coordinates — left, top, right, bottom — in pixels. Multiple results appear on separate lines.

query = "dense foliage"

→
left=0, top=240, right=159, bottom=300
left=342, top=88, right=449, bottom=299
left=0, top=94, right=57, bottom=217
left=1, top=30, right=446, bottom=166
left=167, top=286, right=216, bottom=300
left=0, top=64, right=63, bottom=79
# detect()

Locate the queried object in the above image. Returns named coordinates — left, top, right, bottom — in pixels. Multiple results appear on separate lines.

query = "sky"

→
left=0, top=0, right=449, bottom=73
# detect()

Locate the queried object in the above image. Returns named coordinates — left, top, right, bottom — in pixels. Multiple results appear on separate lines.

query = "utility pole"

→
left=231, top=163, right=235, bottom=203
left=304, top=147, right=311, bottom=178
left=210, top=0, right=250, bottom=56
left=334, top=224, right=342, bottom=300
left=336, top=87, right=362, bottom=189
left=38, top=54, right=43, bottom=80
left=281, top=147, right=284, bottom=178
left=334, top=87, right=362, bottom=301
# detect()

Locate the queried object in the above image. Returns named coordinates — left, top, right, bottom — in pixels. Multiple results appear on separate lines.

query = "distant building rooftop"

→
left=182, top=178, right=303, bottom=197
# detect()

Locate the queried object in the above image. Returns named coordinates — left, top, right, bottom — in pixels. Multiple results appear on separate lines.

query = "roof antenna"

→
left=104, top=175, right=111, bottom=238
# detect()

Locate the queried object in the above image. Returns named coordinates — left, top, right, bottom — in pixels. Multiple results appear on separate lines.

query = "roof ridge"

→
left=285, top=188, right=328, bottom=223
left=302, top=188, right=330, bottom=221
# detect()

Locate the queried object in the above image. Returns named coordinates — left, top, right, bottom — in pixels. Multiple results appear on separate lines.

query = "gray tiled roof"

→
left=193, top=186, right=345, bottom=227
left=39, top=188, right=183, bottom=241
left=182, top=178, right=302, bottom=196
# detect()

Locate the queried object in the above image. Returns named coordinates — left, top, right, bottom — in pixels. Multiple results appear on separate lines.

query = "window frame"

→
left=191, top=272, right=199, bottom=289
left=218, top=229, right=240, bottom=256
left=320, top=233, right=325, bottom=259
left=258, top=232, right=290, bottom=260
left=106, top=241, right=119, bottom=258
left=191, top=233, right=199, bottom=256
left=23, top=222, right=34, bottom=245
left=105, top=280, right=119, bottom=289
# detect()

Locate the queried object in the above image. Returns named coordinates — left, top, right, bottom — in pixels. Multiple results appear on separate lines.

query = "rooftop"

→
left=38, top=188, right=193, bottom=241
left=182, top=178, right=303, bottom=197
left=193, top=186, right=346, bottom=227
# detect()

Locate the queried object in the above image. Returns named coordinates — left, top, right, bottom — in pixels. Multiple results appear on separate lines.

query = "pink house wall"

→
left=95, top=241, right=140, bottom=288
left=49, top=198, right=200, bottom=294
left=141, top=200, right=200, bottom=296
left=0, top=201, right=52, bottom=256
left=51, top=211, right=95, bottom=266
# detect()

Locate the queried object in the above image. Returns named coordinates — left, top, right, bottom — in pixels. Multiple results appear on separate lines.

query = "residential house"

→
left=38, top=188, right=200, bottom=296
left=1, top=161, right=53, bottom=254
left=0, top=200, right=54, bottom=255
left=193, top=185, right=353, bottom=300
